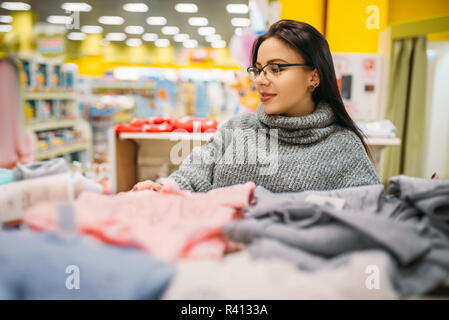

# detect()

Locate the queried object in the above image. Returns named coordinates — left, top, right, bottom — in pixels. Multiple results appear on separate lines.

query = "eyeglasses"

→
left=247, top=62, right=313, bottom=81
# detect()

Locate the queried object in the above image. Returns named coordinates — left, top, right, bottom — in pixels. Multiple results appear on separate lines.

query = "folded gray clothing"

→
left=224, top=204, right=431, bottom=266
left=404, top=187, right=449, bottom=234
left=388, top=175, right=449, bottom=199
left=248, top=238, right=328, bottom=271
left=245, top=183, right=386, bottom=219
left=13, top=158, right=70, bottom=181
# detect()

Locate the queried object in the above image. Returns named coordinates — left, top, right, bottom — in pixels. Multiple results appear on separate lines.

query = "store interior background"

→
left=1, top=0, right=449, bottom=196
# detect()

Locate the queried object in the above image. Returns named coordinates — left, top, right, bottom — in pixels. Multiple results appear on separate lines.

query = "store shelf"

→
left=23, top=91, right=77, bottom=100
left=35, top=142, right=89, bottom=160
left=92, top=82, right=154, bottom=90
left=27, top=119, right=77, bottom=132
left=364, top=137, right=401, bottom=146
left=119, top=132, right=215, bottom=141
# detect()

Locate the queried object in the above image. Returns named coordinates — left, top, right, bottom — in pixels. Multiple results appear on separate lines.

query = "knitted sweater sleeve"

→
left=166, top=118, right=235, bottom=192
left=329, top=129, right=381, bottom=188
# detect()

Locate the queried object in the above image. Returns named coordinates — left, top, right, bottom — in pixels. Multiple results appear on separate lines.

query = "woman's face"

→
left=254, top=37, right=318, bottom=117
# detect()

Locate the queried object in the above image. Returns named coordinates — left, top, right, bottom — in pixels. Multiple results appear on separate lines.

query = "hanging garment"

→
left=24, top=180, right=255, bottom=262
left=0, top=58, right=34, bottom=169
left=0, top=229, right=174, bottom=300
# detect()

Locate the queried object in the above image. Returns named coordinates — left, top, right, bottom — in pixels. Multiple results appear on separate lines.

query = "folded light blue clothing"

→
left=0, top=168, right=13, bottom=185
left=0, top=230, right=175, bottom=300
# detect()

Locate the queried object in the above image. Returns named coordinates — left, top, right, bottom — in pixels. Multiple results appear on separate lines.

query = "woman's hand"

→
left=132, top=180, right=162, bottom=192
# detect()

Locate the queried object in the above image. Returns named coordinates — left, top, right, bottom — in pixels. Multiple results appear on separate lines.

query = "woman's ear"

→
left=311, top=69, right=320, bottom=86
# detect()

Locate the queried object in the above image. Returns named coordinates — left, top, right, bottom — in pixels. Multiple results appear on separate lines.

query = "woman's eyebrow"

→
left=256, top=58, right=289, bottom=66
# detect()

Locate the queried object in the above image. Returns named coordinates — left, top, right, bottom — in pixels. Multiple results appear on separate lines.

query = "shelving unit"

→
left=18, top=58, right=92, bottom=163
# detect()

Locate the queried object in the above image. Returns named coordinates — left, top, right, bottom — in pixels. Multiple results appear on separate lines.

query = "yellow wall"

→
left=389, top=0, right=449, bottom=25
left=326, top=0, right=388, bottom=53
left=279, top=0, right=326, bottom=34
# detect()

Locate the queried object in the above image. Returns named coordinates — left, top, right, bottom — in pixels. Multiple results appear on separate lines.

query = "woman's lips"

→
left=260, top=93, right=277, bottom=102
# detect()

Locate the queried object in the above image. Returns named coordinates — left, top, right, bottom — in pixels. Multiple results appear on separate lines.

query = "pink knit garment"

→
left=24, top=180, right=256, bottom=262
left=0, top=59, right=34, bottom=169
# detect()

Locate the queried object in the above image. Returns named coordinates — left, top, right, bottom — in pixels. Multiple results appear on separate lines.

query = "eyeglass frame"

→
left=247, top=62, right=314, bottom=81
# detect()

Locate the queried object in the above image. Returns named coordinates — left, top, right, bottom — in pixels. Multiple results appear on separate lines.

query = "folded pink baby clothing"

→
left=24, top=180, right=256, bottom=262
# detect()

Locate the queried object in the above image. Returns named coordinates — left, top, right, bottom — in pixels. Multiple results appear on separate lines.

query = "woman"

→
left=134, top=19, right=380, bottom=193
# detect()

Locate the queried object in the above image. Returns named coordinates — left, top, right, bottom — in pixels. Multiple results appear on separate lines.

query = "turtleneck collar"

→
left=256, top=101, right=337, bottom=145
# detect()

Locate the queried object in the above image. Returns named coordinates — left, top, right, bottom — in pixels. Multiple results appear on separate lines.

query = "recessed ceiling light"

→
left=146, top=16, right=167, bottom=25
left=106, top=32, right=126, bottom=41
left=125, top=25, right=144, bottom=34
left=142, top=33, right=158, bottom=41
left=188, top=17, right=208, bottom=26
left=0, top=16, right=13, bottom=23
left=211, top=40, right=226, bottom=48
left=175, top=3, right=198, bottom=13
left=1, top=2, right=31, bottom=11
left=162, top=26, right=179, bottom=35
left=205, top=34, right=221, bottom=42
left=61, top=2, right=92, bottom=12
left=226, top=4, right=249, bottom=14
left=126, top=38, right=142, bottom=47
left=0, top=25, right=12, bottom=32
left=123, top=3, right=149, bottom=12
left=47, top=15, right=73, bottom=25
left=231, top=17, right=250, bottom=27
left=174, top=33, right=189, bottom=42
left=235, top=27, right=243, bottom=36
left=183, top=39, right=198, bottom=48
left=155, top=39, right=170, bottom=47
left=67, top=32, right=86, bottom=40
left=198, top=26, right=215, bottom=36
left=81, top=25, right=103, bottom=34
left=99, top=16, right=124, bottom=25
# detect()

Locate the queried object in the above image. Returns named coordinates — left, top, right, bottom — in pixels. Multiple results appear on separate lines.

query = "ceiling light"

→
left=81, top=25, right=103, bottom=34
left=235, top=27, right=243, bottom=36
left=183, top=39, right=198, bottom=48
left=47, top=15, right=73, bottom=24
left=61, top=2, right=92, bottom=12
left=205, top=34, right=221, bottom=42
left=146, top=16, right=167, bottom=25
left=99, top=16, right=124, bottom=25
left=0, top=16, right=13, bottom=23
left=188, top=17, right=208, bottom=26
left=0, top=2, right=30, bottom=11
left=231, top=17, right=250, bottom=27
left=126, top=38, right=142, bottom=47
left=162, top=26, right=179, bottom=35
left=211, top=40, right=226, bottom=48
left=125, top=25, right=144, bottom=34
left=0, top=25, right=12, bottom=32
left=142, top=33, right=158, bottom=41
left=226, top=4, right=249, bottom=14
left=175, top=3, right=198, bottom=13
left=174, top=33, right=189, bottom=42
left=155, top=39, right=170, bottom=47
left=106, top=32, right=126, bottom=41
left=123, top=3, right=149, bottom=12
left=67, top=32, right=86, bottom=40
left=198, top=26, right=215, bottom=36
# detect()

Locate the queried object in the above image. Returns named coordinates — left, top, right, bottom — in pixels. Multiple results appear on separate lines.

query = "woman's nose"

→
left=254, top=72, right=270, bottom=86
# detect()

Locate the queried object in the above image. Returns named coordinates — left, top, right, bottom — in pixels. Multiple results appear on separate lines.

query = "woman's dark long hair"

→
left=251, top=19, right=372, bottom=160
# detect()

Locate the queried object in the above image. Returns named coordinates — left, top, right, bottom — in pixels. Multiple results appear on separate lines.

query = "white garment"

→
left=163, top=250, right=398, bottom=300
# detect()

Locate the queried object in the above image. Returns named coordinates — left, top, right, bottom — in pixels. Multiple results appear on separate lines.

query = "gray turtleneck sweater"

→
left=167, top=101, right=381, bottom=193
